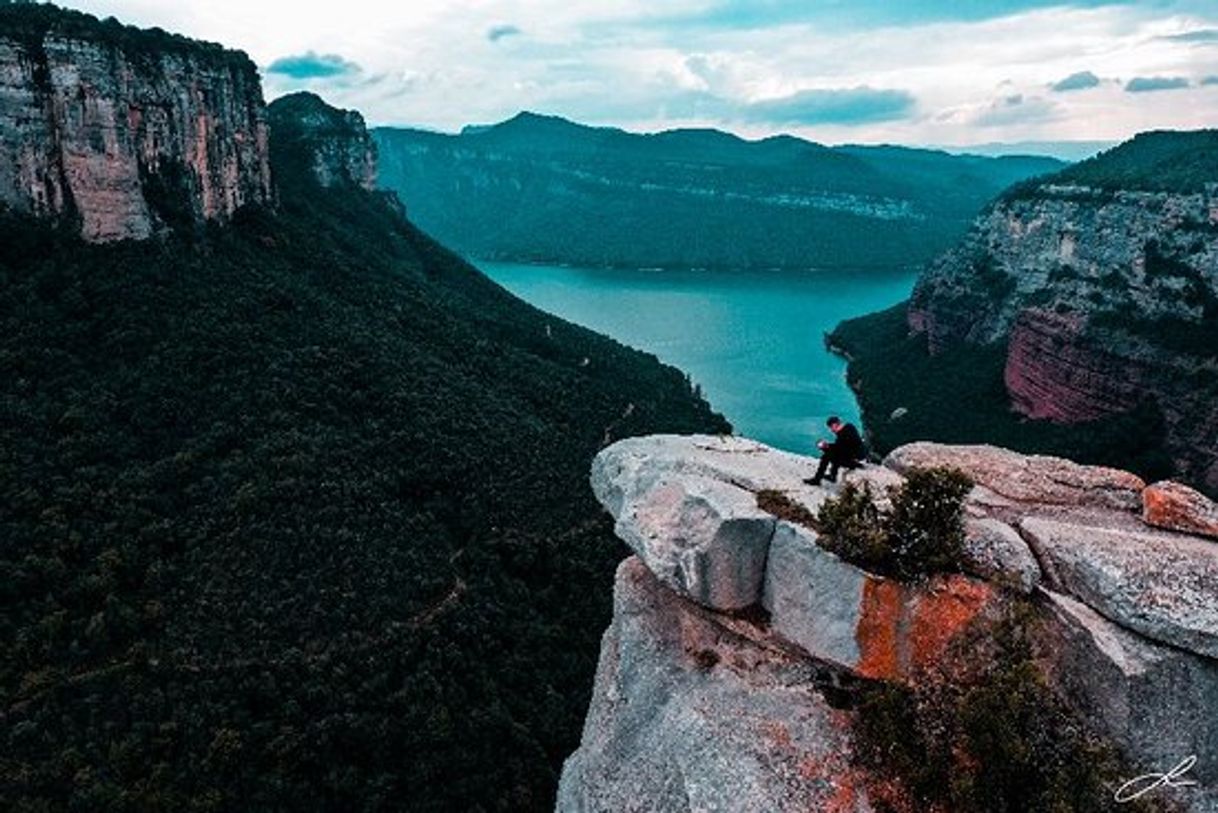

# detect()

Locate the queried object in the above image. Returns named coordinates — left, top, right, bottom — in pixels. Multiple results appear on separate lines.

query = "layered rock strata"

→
left=0, top=7, right=273, bottom=241
left=906, top=173, right=1218, bottom=494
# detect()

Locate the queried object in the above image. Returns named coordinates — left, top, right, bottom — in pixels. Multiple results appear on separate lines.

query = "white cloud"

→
left=55, top=0, right=1218, bottom=146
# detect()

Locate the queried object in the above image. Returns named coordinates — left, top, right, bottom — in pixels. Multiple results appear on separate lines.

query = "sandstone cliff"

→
left=0, top=5, right=273, bottom=241
left=906, top=133, right=1218, bottom=493
left=560, top=434, right=1218, bottom=812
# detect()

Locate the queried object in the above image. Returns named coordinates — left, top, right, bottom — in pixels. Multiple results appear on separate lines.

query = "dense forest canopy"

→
left=0, top=88, right=728, bottom=812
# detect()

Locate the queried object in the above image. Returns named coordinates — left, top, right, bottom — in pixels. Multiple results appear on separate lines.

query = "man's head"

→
left=826, top=416, right=843, bottom=434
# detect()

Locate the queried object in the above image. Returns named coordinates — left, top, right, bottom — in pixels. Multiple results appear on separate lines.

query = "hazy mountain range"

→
left=374, top=113, right=1064, bottom=271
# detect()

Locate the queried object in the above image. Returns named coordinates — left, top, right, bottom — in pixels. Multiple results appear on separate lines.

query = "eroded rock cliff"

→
left=905, top=134, right=1218, bottom=493
left=0, top=5, right=273, bottom=241
left=560, top=434, right=1218, bottom=812
left=267, top=92, right=377, bottom=192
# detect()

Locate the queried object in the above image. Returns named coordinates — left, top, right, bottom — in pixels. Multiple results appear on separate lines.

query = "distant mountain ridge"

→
left=374, top=113, right=1063, bottom=270
left=944, top=140, right=1116, bottom=162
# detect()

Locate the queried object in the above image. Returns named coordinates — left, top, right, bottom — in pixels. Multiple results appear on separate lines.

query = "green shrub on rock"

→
left=853, top=603, right=1179, bottom=813
left=816, top=466, right=974, bottom=580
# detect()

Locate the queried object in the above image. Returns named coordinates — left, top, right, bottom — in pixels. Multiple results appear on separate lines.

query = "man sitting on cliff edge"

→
left=805, top=416, right=865, bottom=486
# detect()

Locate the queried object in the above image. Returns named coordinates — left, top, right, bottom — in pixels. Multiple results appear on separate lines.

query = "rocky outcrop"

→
left=762, top=521, right=999, bottom=681
left=589, top=435, right=822, bottom=610
left=962, top=516, right=1041, bottom=592
left=1144, top=480, right=1218, bottom=539
left=556, top=557, right=879, bottom=813
left=561, top=434, right=1218, bottom=812
left=267, top=92, right=377, bottom=191
left=0, top=6, right=273, bottom=241
left=884, top=441, right=1145, bottom=510
left=1043, top=591, right=1218, bottom=807
left=1022, top=517, right=1218, bottom=658
left=904, top=137, right=1218, bottom=495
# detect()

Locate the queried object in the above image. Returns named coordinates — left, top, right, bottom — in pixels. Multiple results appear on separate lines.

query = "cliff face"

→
left=1002, top=307, right=1151, bottom=422
left=267, top=92, right=377, bottom=191
left=561, top=434, right=1218, bottom=812
left=906, top=165, right=1218, bottom=493
left=908, top=183, right=1218, bottom=350
left=0, top=6, right=273, bottom=241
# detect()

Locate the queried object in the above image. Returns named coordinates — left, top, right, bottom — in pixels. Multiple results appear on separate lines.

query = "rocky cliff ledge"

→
left=0, top=5, right=273, bottom=241
left=558, top=434, right=1218, bottom=812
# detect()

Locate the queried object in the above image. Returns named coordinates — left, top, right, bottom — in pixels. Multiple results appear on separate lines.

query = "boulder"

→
left=591, top=435, right=847, bottom=609
left=961, top=517, right=1041, bottom=593
left=591, top=435, right=823, bottom=518
left=762, top=523, right=869, bottom=671
left=840, top=464, right=905, bottom=507
left=1143, top=480, right=1218, bottom=540
left=885, top=442, right=1145, bottom=511
left=609, top=473, right=776, bottom=610
left=1021, top=517, right=1218, bottom=658
left=762, top=522, right=999, bottom=681
left=556, top=557, right=877, bottom=813
left=1042, top=590, right=1218, bottom=806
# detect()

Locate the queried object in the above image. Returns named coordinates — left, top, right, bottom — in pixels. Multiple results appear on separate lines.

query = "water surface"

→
left=479, top=261, right=916, bottom=455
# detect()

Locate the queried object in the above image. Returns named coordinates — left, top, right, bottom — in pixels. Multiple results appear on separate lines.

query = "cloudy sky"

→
left=60, top=0, right=1218, bottom=151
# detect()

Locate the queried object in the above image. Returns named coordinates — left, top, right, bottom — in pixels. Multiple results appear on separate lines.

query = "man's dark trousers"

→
left=813, top=449, right=860, bottom=483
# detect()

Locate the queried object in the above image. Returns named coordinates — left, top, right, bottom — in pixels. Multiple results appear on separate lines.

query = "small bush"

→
left=812, top=482, right=887, bottom=564
left=854, top=603, right=1179, bottom=813
left=885, top=467, right=974, bottom=576
left=817, top=466, right=973, bottom=580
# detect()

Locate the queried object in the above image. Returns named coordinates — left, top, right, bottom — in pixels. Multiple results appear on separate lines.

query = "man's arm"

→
left=842, top=425, right=865, bottom=459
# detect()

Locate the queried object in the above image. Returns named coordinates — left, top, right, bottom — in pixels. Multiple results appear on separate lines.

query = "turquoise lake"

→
left=478, top=262, right=918, bottom=456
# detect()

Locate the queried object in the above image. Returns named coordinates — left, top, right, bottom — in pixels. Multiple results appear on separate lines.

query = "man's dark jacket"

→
left=828, top=423, right=865, bottom=463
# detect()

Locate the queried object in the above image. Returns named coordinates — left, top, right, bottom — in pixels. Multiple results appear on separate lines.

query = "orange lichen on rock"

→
left=908, top=575, right=996, bottom=673
left=856, top=574, right=996, bottom=681
left=856, top=578, right=905, bottom=680
left=1143, top=480, right=1218, bottom=540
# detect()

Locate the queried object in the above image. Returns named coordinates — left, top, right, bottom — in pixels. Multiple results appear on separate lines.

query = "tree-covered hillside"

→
left=0, top=99, right=728, bottom=811
left=1005, top=129, right=1218, bottom=194
left=374, top=114, right=1063, bottom=271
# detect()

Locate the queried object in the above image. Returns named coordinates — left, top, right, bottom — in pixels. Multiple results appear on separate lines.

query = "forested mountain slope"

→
left=374, top=114, right=1063, bottom=270
left=0, top=10, right=728, bottom=809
